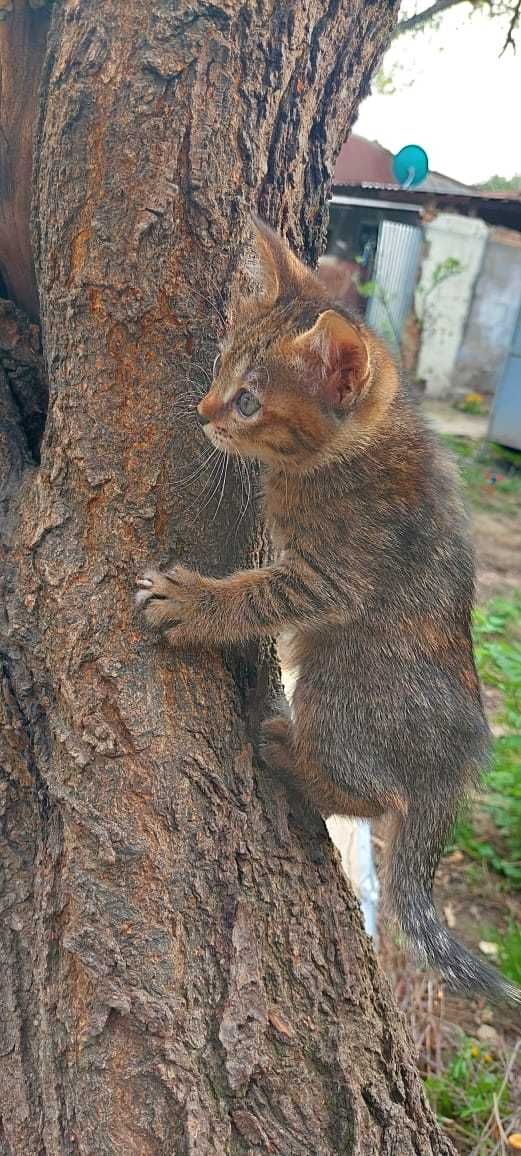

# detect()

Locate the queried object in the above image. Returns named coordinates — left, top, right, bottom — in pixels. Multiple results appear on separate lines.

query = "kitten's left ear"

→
left=293, top=310, right=370, bottom=407
left=248, top=217, right=323, bottom=302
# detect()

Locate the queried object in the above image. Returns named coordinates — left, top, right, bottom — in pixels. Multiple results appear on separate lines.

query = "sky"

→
left=354, top=5, right=521, bottom=186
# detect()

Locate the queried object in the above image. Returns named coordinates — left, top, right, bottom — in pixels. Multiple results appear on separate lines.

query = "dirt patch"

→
left=424, top=401, right=489, bottom=441
left=473, top=509, right=521, bottom=600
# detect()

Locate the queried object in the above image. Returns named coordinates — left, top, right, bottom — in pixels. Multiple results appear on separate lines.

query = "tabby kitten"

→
left=137, top=219, right=518, bottom=1001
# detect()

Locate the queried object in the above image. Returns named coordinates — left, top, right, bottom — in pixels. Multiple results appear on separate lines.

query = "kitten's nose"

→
left=196, top=406, right=210, bottom=427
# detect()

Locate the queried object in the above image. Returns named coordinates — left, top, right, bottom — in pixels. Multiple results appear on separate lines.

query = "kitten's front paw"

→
left=135, top=566, right=203, bottom=634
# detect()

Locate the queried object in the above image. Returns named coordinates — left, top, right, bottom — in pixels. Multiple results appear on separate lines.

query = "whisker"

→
left=175, top=450, right=223, bottom=514
left=173, top=370, right=207, bottom=395
left=185, top=285, right=226, bottom=330
left=170, top=400, right=199, bottom=416
left=180, top=450, right=225, bottom=518
left=167, top=448, right=219, bottom=489
left=171, top=414, right=198, bottom=424
left=199, top=452, right=227, bottom=515
left=233, top=451, right=253, bottom=538
left=202, top=269, right=229, bottom=315
left=205, top=277, right=229, bottom=328
left=232, top=457, right=246, bottom=524
left=195, top=451, right=225, bottom=500
left=189, top=361, right=213, bottom=385
left=211, top=452, right=229, bottom=523
left=180, top=376, right=208, bottom=400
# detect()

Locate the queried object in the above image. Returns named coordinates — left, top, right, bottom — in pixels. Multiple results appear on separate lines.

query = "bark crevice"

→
left=0, top=301, right=47, bottom=460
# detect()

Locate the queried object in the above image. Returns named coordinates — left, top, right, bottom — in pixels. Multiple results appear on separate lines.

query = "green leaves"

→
left=425, top=1035, right=510, bottom=1142
left=431, top=257, right=463, bottom=288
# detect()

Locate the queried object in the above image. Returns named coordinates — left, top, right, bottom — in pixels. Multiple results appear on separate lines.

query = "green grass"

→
left=441, top=434, right=521, bottom=513
left=424, top=1035, right=509, bottom=1151
left=453, top=812, right=521, bottom=888
left=483, top=922, right=521, bottom=987
left=474, top=595, right=521, bottom=882
left=452, top=594, right=521, bottom=886
left=473, top=595, right=521, bottom=724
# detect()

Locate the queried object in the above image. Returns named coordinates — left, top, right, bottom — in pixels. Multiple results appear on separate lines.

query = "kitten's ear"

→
left=293, top=310, right=370, bottom=407
left=248, top=217, right=317, bottom=300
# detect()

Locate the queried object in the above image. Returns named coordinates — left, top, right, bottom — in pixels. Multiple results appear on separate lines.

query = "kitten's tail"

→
left=384, top=801, right=521, bottom=1003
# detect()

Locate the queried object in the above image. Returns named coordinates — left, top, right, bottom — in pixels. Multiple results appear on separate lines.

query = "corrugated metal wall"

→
left=367, top=219, right=423, bottom=349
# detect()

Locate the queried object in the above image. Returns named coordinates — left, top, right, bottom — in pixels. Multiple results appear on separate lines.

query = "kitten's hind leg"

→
left=260, top=716, right=388, bottom=819
left=260, top=715, right=294, bottom=774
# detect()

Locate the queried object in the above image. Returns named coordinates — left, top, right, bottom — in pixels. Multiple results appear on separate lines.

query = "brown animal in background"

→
left=137, top=219, right=518, bottom=1001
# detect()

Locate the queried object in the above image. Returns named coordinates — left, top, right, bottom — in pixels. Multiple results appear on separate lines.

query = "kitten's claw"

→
left=134, top=566, right=200, bottom=629
left=135, top=571, right=158, bottom=605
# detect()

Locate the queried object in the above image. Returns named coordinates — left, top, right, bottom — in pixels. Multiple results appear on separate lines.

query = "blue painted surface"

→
left=488, top=302, right=521, bottom=451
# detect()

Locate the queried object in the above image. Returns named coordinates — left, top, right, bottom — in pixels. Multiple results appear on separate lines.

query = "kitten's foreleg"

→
left=136, top=559, right=338, bottom=646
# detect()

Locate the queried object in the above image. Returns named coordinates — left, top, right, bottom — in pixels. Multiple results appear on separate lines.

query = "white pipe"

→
left=327, top=817, right=380, bottom=942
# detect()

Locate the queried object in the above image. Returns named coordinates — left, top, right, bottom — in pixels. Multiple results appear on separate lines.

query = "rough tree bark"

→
left=0, top=2, right=455, bottom=1153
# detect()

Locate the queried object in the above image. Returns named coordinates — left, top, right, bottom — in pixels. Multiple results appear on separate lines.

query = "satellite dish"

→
left=392, top=144, right=429, bottom=188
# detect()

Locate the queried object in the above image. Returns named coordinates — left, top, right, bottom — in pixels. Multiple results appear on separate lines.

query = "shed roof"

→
left=332, top=135, right=521, bottom=230
left=334, top=135, right=473, bottom=194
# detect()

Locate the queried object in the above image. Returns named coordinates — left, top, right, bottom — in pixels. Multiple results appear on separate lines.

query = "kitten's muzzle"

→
left=196, top=407, right=210, bottom=427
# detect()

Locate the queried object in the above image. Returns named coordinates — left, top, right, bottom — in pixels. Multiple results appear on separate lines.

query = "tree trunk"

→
left=0, top=2, right=455, bottom=1152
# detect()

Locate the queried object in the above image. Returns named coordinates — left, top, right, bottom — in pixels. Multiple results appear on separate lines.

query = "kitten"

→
left=137, top=219, right=518, bottom=1001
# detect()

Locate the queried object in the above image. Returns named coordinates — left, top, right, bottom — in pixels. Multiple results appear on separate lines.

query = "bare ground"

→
left=474, top=508, right=521, bottom=601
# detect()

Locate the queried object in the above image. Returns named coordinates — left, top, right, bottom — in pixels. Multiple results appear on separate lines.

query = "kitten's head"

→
left=197, top=219, right=397, bottom=471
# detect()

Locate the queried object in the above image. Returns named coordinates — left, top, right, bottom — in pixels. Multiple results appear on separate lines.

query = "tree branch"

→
left=501, top=0, right=521, bottom=51
left=394, top=0, right=520, bottom=51
left=394, top=0, right=472, bottom=37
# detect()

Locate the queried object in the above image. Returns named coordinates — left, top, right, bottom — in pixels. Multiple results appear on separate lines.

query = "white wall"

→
left=454, top=230, right=521, bottom=396
left=416, top=214, right=488, bottom=397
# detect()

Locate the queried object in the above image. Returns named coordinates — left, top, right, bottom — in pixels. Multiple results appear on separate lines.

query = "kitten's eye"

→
left=212, top=352, right=221, bottom=379
left=235, top=390, right=261, bottom=418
